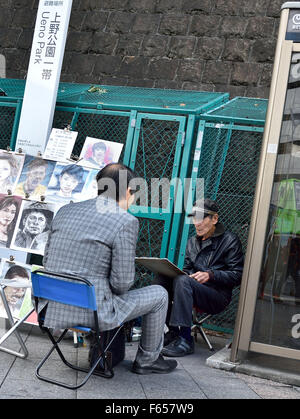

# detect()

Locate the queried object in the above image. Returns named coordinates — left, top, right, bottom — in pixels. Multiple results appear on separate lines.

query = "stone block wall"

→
left=0, top=0, right=284, bottom=98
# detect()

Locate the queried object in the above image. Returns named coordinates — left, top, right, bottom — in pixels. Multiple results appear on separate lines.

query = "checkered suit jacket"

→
left=41, top=196, right=139, bottom=331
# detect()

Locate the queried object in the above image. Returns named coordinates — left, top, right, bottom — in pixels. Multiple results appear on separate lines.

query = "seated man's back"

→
left=38, top=162, right=177, bottom=375
left=43, top=196, right=138, bottom=331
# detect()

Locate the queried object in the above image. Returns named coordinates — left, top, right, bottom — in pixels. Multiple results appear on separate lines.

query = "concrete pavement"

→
left=0, top=323, right=299, bottom=399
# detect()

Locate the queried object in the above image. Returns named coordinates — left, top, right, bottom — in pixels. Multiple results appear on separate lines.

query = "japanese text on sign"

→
left=16, top=0, right=73, bottom=156
left=34, top=8, right=63, bottom=80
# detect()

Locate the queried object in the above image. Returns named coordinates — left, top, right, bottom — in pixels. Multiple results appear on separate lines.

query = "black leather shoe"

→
left=131, top=355, right=177, bottom=375
left=164, top=330, right=179, bottom=346
left=161, top=336, right=194, bottom=357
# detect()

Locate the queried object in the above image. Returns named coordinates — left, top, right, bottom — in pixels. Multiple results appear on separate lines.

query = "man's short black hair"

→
left=27, top=158, right=48, bottom=172
left=4, top=265, right=29, bottom=280
left=96, top=163, right=137, bottom=202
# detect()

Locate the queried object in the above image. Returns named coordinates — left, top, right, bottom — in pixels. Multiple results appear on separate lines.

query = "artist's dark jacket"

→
left=183, top=222, right=244, bottom=299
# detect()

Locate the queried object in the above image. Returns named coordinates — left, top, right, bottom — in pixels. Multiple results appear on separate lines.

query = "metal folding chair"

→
left=192, top=307, right=214, bottom=352
left=0, top=284, right=34, bottom=358
left=31, top=269, right=124, bottom=390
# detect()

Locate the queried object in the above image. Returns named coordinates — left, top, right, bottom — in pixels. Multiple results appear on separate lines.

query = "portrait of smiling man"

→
left=0, top=264, right=31, bottom=319
left=15, top=157, right=55, bottom=200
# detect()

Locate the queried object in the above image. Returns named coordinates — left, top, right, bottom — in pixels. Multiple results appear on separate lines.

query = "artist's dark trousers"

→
left=153, top=274, right=230, bottom=328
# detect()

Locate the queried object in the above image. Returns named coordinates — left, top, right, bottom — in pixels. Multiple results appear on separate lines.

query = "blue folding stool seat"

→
left=31, top=269, right=124, bottom=390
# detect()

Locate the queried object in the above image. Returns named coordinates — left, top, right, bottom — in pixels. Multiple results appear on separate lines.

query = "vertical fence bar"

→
left=123, top=110, right=137, bottom=166
left=175, top=119, right=206, bottom=268
left=167, top=115, right=196, bottom=262
left=10, top=100, right=23, bottom=151
left=160, top=116, right=187, bottom=258
left=211, top=123, right=233, bottom=200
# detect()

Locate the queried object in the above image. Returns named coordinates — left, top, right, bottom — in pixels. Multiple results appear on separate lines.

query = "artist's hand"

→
left=189, top=271, right=210, bottom=284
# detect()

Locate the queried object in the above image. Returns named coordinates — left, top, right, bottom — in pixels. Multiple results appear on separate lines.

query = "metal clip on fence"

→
left=67, top=154, right=83, bottom=165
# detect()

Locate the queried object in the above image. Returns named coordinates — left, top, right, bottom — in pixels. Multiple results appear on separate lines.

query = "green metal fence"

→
left=168, top=97, right=268, bottom=333
left=0, top=78, right=229, bottom=290
left=128, top=113, right=187, bottom=288
left=0, top=80, right=269, bottom=333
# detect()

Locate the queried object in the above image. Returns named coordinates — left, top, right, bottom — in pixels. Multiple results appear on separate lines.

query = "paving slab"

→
left=235, top=373, right=300, bottom=399
left=136, top=366, right=207, bottom=399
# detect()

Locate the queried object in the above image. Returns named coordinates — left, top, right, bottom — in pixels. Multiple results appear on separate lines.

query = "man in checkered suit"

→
left=41, top=163, right=177, bottom=375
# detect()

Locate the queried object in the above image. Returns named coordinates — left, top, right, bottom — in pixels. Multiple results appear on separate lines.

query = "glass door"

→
left=251, top=51, right=300, bottom=352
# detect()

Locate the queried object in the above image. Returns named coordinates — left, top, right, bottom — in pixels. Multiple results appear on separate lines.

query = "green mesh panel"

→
left=198, top=128, right=230, bottom=198
left=0, top=79, right=228, bottom=115
left=179, top=96, right=267, bottom=334
left=133, top=118, right=180, bottom=208
left=205, top=97, right=267, bottom=125
left=71, top=112, right=130, bottom=160
left=52, top=109, right=74, bottom=131
left=0, top=79, right=26, bottom=98
left=131, top=117, right=183, bottom=288
left=0, top=105, right=16, bottom=149
left=57, top=83, right=227, bottom=114
left=214, top=130, right=263, bottom=251
left=134, top=218, right=165, bottom=288
left=189, top=126, right=264, bottom=333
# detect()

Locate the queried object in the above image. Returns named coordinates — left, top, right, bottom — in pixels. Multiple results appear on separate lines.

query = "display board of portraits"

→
left=0, top=134, right=123, bottom=324
left=0, top=136, right=124, bottom=256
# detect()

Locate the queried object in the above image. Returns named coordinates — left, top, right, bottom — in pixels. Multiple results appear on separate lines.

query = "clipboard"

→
left=135, top=257, right=187, bottom=279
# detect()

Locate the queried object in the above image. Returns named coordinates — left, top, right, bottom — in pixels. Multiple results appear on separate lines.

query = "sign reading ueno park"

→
left=16, top=0, right=73, bottom=156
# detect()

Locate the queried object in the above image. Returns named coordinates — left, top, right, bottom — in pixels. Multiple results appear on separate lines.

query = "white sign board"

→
left=16, top=0, right=73, bottom=156
left=43, top=128, right=78, bottom=162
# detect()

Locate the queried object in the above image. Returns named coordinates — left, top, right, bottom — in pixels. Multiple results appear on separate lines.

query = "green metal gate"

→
left=170, top=97, right=268, bottom=333
left=128, top=113, right=186, bottom=287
